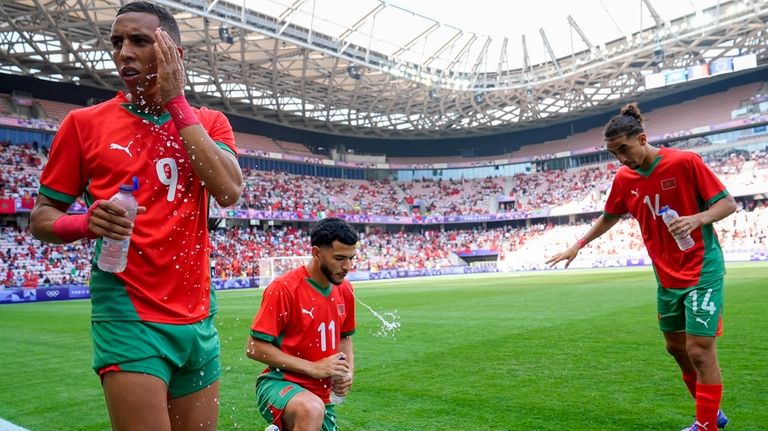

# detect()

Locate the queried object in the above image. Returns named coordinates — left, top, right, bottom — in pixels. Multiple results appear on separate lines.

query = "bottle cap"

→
left=119, top=184, right=133, bottom=192
left=658, top=205, right=669, bottom=215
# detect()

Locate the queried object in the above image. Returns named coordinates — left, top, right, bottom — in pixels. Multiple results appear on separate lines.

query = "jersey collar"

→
left=305, top=277, right=333, bottom=297
left=634, top=153, right=664, bottom=177
left=117, top=92, right=171, bottom=126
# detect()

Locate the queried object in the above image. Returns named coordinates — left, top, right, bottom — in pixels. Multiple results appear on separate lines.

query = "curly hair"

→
left=603, top=102, right=645, bottom=140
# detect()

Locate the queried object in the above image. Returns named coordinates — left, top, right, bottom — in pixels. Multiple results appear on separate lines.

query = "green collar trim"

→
left=305, top=277, right=332, bottom=297
left=635, top=154, right=663, bottom=177
left=121, top=103, right=170, bottom=126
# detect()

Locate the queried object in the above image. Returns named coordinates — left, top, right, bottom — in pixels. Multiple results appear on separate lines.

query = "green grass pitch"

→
left=1, top=263, right=766, bottom=430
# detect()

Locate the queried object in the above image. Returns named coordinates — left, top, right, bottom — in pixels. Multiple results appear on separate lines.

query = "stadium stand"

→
left=35, top=98, right=80, bottom=122
left=234, top=132, right=284, bottom=153
left=1, top=135, right=767, bottom=287
left=275, top=140, right=317, bottom=157
left=2, top=82, right=765, bottom=167
left=1, top=80, right=768, bottom=287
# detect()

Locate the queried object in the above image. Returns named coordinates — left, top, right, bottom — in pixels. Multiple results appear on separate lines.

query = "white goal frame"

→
left=258, top=256, right=312, bottom=287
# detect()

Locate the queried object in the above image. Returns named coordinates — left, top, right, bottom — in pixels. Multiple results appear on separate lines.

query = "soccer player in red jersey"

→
left=547, top=103, right=736, bottom=431
left=30, top=2, right=243, bottom=430
left=247, top=218, right=358, bottom=431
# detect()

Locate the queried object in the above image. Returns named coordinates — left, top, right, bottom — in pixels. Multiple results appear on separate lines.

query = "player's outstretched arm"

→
left=246, top=336, right=350, bottom=379
left=545, top=244, right=581, bottom=269
left=546, top=215, right=620, bottom=269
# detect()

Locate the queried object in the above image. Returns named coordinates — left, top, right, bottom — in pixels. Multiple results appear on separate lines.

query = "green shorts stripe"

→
left=657, top=277, right=724, bottom=337
left=92, top=315, right=221, bottom=398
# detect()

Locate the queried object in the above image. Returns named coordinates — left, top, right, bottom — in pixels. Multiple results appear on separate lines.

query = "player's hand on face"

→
left=153, top=28, right=185, bottom=105
left=88, top=201, right=146, bottom=240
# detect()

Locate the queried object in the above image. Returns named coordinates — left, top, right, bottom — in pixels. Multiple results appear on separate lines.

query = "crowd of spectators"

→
left=4, top=139, right=768, bottom=220
left=3, top=201, right=766, bottom=287
left=0, top=226, right=92, bottom=288
left=0, top=141, right=41, bottom=212
left=499, top=200, right=768, bottom=271
left=2, top=141, right=768, bottom=287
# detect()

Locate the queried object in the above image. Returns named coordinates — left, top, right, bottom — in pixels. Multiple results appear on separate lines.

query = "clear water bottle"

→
left=659, top=205, right=695, bottom=251
left=97, top=182, right=138, bottom=273
left=329, top=382, right=346, bottom=405
left=330, top=354, right=348, bottom=405
left=264, top=425, right=279, bottom=431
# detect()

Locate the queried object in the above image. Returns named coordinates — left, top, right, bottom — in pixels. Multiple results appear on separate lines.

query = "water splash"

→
left=355, top=297, right=400, bottom=338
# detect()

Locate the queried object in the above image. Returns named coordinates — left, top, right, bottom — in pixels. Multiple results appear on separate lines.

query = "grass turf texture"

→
left=1, top=263, right=766, bottom=430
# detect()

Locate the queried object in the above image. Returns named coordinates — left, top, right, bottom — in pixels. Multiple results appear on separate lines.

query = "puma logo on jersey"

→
left=301, top=307, right=315, bottom=319
left=696, top=317, right=711, bottom=328
left=110, top=140, right=134, bottom=157
left=630, top=188, right=639, bottom=197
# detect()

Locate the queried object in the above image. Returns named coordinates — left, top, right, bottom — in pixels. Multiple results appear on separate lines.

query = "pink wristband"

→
left=52, top=200, right=102, bottom=243
left=576, top=238, right=588, bottom=249
left=165, top=95, right=200, bottom=131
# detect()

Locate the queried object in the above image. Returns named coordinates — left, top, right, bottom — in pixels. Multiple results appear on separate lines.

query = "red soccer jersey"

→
left=603, top=147, right=729, bottom=288
left=250, top=266, right=356, bottom=402
left=39, top=92, right=237, bottom=323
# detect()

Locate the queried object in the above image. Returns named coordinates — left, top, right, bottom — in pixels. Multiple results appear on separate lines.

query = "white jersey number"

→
left=155, top=158, right=178, bottom=202
left=689, top=288, right=716, bottom=315
left=317, top=320, right=337, bottom=352
left=643, top=193, right=660, bottom=220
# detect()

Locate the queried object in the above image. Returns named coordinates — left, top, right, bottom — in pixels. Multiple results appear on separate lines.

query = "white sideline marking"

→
left=0, top=418, right=30, bottom=431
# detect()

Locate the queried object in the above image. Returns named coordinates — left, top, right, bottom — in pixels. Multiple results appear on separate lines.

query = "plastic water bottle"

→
left=97, top=181, right=138, bottom=273
left=329, top=381, right=346, bottom=405
left=264, top=425, right=279, bottom=431
left=659, top=205, right=695, bottom=251
left=330, top=354, right=348, bottom=405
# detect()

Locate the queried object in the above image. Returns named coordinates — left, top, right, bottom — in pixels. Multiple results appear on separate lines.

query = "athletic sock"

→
left=682, top=372, right=697, bottom=398
left=695, top=383, right=723, bottom=430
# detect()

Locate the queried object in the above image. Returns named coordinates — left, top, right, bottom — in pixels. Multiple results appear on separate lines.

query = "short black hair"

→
left=116, top=1, right=181, bottom=45
left=603, top=102, right=645, bottom=141
left=310, top=218, right=359, bottom=248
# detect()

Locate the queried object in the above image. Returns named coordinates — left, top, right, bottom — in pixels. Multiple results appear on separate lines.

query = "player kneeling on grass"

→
left=246, top=218, right=358, bottom=431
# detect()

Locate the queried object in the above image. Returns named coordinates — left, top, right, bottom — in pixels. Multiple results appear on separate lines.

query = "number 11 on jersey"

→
left=317, top=321, right=336, bottom=351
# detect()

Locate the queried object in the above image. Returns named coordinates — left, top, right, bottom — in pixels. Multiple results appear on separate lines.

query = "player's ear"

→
left=177, top=46, right=184, bottom=60
left=311, top=245, right=321, bottom=259
left=637, top=132, right=648, bottom=145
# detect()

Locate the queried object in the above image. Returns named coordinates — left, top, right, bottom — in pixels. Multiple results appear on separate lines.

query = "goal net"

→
left=258, top=256, right=312, bottom=288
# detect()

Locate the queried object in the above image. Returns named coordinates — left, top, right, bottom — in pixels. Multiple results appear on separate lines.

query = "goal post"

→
left=258, top=256, right=312, bottom=287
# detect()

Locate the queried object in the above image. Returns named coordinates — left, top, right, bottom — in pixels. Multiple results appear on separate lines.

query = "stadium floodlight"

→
left=218, top=26, right=234, bottom=44
left=347, top=64, right=362, bottom=80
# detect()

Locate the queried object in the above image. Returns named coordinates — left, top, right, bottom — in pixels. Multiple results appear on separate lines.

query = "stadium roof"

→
left=0, top=0, right=767, bottom=138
